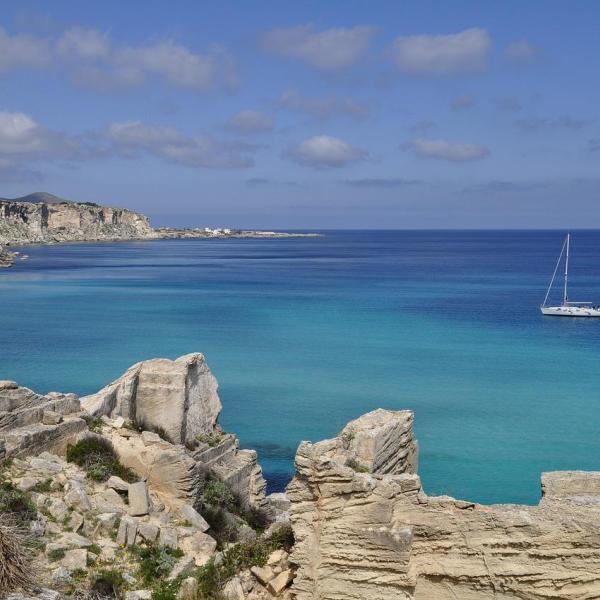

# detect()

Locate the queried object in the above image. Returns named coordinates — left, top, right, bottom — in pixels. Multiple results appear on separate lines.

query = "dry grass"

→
left=0, top=518, right=34, bottom=596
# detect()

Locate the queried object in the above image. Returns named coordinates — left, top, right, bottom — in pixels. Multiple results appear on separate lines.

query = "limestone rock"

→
left=125, top=592, right=152, bottom=600
left=223, top=577, right=245, bottom=600
left=177, top=577, right=197, bottom=600
left=128, top=481, right=150, bottom=516
left=159, top=527, right=178, bottom=549
left=107, top=475, right=130, bottom=491
left=178, top=531, right=217, bottom=566
left=251, top=565, right=274, bottom=586
left=267, top=570, right=294, bottom=596
left=180, top=504, right=210, bottom=532
left=42, top=410, right=63, bottom=425
left=168, top=555, right=195, bottom=580
left=117, top=517, right=138, bottom=546
left=61, top=548, right=88, bottom=571
left=80, top=353, right=221, bottom=446
left=288, top=409, right=600, bottom=600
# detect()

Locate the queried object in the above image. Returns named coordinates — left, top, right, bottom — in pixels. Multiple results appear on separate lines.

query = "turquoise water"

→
left=2, top=231, right=600, bottom=505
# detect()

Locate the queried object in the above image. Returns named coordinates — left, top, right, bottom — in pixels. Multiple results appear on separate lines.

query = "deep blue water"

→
left=2, top=230, right=600, bottom=505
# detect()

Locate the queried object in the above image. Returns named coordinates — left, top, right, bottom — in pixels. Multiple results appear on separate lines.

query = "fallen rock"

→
left=51, top=566, right=72, bottom=584
left=42, top=410, right=63, bottom=425
left=94, top=488, right=126, bottom=513
left=178, top=531, right=217, bottom=566
left=180, top=503, right=210, bottom=532
left=168, top=555, right=195, bottom=580
left=128, top=481, right=150, bottom=516
left=61, top=548, right=88, bottom=571
left=223, top=576, right=245, bottom=600
left=137, top=522, right=159, bottom=542
left=117, top=517, right=138, bottom=546
left=107, top=475, right=130, bottom=491
left=267, top=570, right=294, bottom=596
left=48, top=498, right=69, bottom=522
left=177, top=577, right=197, bottom=600
left=159, top=526, right=178, bottom=549
left=251, top=565, right=275, bottom=586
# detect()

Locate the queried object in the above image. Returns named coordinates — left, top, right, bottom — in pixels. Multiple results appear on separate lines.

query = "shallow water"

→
left=2, top=230, right=600, bottom=504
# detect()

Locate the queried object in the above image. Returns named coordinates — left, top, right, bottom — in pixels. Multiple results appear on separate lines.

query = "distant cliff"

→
left=0, top=193, right=155, bottom=247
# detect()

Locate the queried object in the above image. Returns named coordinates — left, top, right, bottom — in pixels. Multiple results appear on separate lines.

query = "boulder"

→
left=107, top=475, right=130, bottom=491
left=128, top=481, right=150, bottom=516
left=117, top=517, right=138, bottom=546
left=42, top=410, right=63, bottom=425
left=61, top=549, right=88, bottom=572
left=180, top=504, right=210, bottom=532
left=159, top=527, right=178, bottom=549
left=251, top=565, right=274, bottom=586
left=223, top=577, right=245, bottom=600
left=80, top=353, right=221, bottom=446
left=267, top=570, right=294, bottom=596
left=137, top=522, right=159, bottom=542
left=178, top=531, right=217, bottom=566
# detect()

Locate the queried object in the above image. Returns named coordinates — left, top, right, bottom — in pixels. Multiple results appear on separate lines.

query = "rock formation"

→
left=287, top=409, right=600, bottom=600
left=81, top=353, right=267, bottom=511
left=0, top=198, right=155, bottom=248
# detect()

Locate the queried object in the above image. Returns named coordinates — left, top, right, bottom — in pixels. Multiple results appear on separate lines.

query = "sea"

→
left=2, top=230, right=600, bottom=505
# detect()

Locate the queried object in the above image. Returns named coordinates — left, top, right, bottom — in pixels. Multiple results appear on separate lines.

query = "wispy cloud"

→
left=407, top=138, right=490, bottom=162
left=0, top=25, right=237, bottom=92
left=504, top=40, right=539, bottom=63
left=392, top=28, right=491, bottom=75
left=451, top=94, right=474, bottom=110
left=516, top=116, right=589, bottom=133
left=496, top=96, right=522, bottom=112
left=107, top=121, right=255, bottom=168
left=262, top=24, right=376, bottom=69
left=285, top=135, right=367, bottom=168
left=464, top=180, right=548, bottom=193
left=279, top=89, right=369, bottom=120
left=344, top=177, right=421, bottom=188
left=224, top=110, right=274, bottom=134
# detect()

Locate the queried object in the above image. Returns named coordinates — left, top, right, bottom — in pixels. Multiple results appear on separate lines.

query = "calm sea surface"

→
left=2, top=230, right=600, bottom=505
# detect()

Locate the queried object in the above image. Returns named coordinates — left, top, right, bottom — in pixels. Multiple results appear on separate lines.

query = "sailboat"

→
left=540, top=233, right=600, bottom=317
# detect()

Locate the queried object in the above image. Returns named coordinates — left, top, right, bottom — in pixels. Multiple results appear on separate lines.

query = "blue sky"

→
left=0, top=0, right=599, bottom=228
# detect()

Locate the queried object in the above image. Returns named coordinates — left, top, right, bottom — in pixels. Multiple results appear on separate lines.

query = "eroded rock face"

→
left=288, top=409, right=600, bottom=600
left=0, top=200, right=154, bottom=246
left=81, top=353, right=221, bottom=445
left=81, top=354, right=266, bottom=511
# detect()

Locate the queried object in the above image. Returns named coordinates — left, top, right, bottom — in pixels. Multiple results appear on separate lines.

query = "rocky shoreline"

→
left=1, top=352, right=600, bottom=599
left=0, top=196, right=318, bottom=268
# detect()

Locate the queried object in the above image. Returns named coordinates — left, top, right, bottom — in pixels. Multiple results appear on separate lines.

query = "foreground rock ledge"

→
left=287, top=409, right=600, bottom=600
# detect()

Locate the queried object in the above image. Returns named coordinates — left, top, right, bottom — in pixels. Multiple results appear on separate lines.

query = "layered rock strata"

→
left=81, top=353, right=267, bottom=511
left=287, top=409, right=600, bottom=600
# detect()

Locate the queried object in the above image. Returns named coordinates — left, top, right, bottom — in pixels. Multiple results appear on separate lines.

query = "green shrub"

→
left=132, top=545, right=184, bottom=585
left=90, top=568, right=126, bottom=598
left=196, top=529, right=294, bottom=599
left=83, top=415, right=104, bottom=433
left=347, top=458, right=369, bottom=473
left=47, top=548, right=66, bottom=562
left=66, top=437, right=138, bottom=483
left=203, top=480, right=235, bottom=511
left=32, top=478, right=53, bottom=493
left=151, top=579, right=181, bottom=600
left=196, top=432, right=223, bottom=448
left=0, top=482, right=36, bottom=523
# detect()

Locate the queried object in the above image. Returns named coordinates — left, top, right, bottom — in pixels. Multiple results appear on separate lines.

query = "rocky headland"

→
left=1, top=352, right=600, bottom=599
left=0, top=192, right=318, bottom=267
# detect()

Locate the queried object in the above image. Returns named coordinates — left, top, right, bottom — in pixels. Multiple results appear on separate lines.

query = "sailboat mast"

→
left=563, top=233, right=570, bottom=305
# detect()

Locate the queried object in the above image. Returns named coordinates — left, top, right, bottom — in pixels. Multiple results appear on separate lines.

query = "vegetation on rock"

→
left=66, top=437, right=138, bottom=483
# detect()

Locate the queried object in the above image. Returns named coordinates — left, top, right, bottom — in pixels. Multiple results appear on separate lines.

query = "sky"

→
left=0, top=0, right=599, bottom=229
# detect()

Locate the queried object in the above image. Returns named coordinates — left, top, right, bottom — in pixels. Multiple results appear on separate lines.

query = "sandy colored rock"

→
left=180, top=503, right=210, bottom=532
left=267, top=570, right=294, bottom=596
left=223, top=577, right=245, bottom=600
left=288, top=410, right=600, bottom=600
left=179, top=531, right=217, bottom=566
left=61, top=549, right=88, bottom=571
left=128, top=481, right=150, bottom=516
left=251, top=565, right=275, bottom=586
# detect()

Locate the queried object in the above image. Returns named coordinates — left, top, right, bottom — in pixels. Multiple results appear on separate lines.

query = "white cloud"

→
left=0, top=26, right=49, bottom=73
left=262, top=24, right=376, bottom=69
left=0, top=25, right=237, bottom=92
left=224, top=110, right=274, bottom=133
left=505, top=40, right=538, bottom=62
left=107, top=121, right=254, bottom=168
left=408, top=138, right=490, bottom=162
left=451, top=94, right=474, bottom=110
left=392, top=28, right=491, bottom=75
left=286, top=135, right=367, bottom=168
left=279, top=89, right=369, bottom=120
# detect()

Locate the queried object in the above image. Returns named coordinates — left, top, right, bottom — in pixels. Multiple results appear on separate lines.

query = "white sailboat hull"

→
left=541, top=306, right=600, bottom=317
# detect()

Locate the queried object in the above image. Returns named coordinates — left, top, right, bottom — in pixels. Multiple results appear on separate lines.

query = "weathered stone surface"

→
left=81, top=353, right=221, bottom=446
left=267, top=570, right=294, bottom=596
left=125, top=591, right=152, bottom=600
left=117, top=517, right=138, bottom=546
left=168, top=555, right=195, bottom=581
left=107, top=475, right=130, bottom=491
left=180, top=503, right=210, bottom=532
left=137, top=522, right=159, bottom=542
left=177, top=578, right=197, bottom=600
left=223, top=576, right=245, bottom=600
left=288, top=410, right=600, bottom=600
left=61, top=549, right=88, bottom=571
left=251, top=565, right=274, bottom=586
left=128, top=481, right=150, bottom=516
left=159, top=526, right=178, bottom=548
left=48, top=498, right=69, bottom=522
left=178, top=531, right=216, bottom=566
left=94, top=488, right=126, bottom=513
left=42, top=410, right=63, bottom=425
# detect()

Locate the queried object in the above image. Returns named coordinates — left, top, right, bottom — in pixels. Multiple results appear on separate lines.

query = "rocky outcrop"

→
left=0, top=198, right=154, bottom=248
left=81, top=354, right=267, bottom=511
left=287, top=409, right=600, bottom=600
left=0, top=380, right=86, bottom=458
